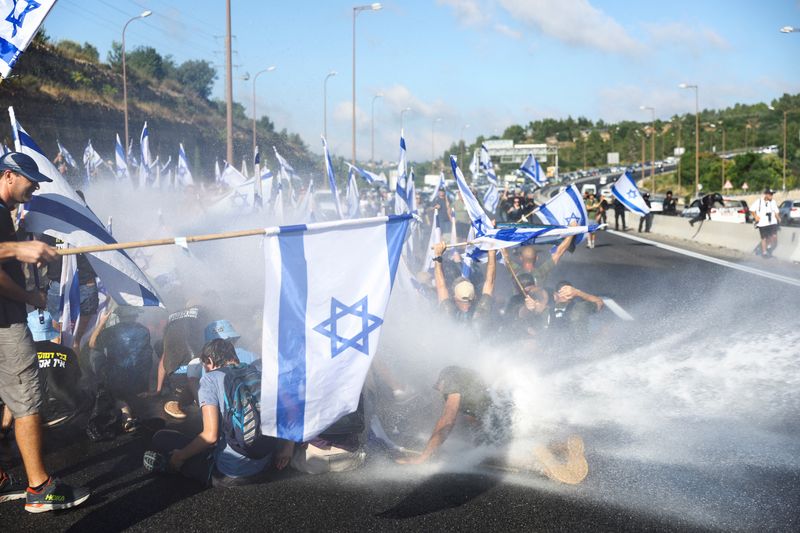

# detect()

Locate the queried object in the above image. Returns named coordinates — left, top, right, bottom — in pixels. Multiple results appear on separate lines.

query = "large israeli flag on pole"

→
left=139, top=122, right=151, bottom=187
left=519, top=153, right=547, bottom=187
left=611, top=172, right=650, bottom=216
left=10, top=108, right=162, bottom=307
left=177, top=142, right=194, bottom=187
left=532, top=184, right=589, bottom=244
left=321, top=136, right=343, bottom=219
left=0, top=0, right=56, bottom=79
left=260, top=214, right=410, bottom=442
left=450, top=155, right=492, bottom=236
left=346, top=162, right=385, bottom=185
left=114, top=133, right=129, bottom=179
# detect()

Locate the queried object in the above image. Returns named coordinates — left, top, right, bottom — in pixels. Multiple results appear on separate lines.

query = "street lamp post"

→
left=370, top=92, right=383, bottom=166
left=122, top=9, right=152, bottom=151
left=679, top=83, right=699, bottom=196
left=676, top=118, right=682, bottom=194
left=640, top=105, right=656, bottom=194
left=431, top=117, right=442, bottom=164
left=400, top=107, right=411, bottom=131
left=252, top=66, right=276, bottom=164
left=323, top=70, right=336, bottom=140
left=352, top=3, right=382, bottom=164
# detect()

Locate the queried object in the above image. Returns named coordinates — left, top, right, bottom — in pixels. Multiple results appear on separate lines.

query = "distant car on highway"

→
left=600, top=187, right=613, bottom=201
left=599, top=175, right=607, bottom=185
left=779, top=199, right=800, bottom=225
left=649, top=195, right=664, bottom=213
left=581, top=184, right=597, bottom=196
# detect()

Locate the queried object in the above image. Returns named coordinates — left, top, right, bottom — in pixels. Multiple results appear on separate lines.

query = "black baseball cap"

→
left=0, top=152, right=52, bottom=183
left=763, top=187, right=774, bottom=194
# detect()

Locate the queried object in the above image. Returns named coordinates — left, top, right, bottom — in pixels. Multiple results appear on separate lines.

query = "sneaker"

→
left=25, top=478, right=90, bottom=513
left=163, top=401, right=187, bottom=419
left=142, top=451, right=169, bottom=474
left=533, top=435, right=589, bottom=485
left=0, top=473, right=26, bottom=503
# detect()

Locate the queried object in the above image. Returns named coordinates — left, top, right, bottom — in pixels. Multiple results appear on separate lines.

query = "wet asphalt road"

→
left=2, top=227, right=799, bottom=532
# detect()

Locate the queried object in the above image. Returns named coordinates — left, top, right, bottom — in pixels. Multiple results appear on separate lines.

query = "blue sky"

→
left=43, top=0, right=800, bottom=163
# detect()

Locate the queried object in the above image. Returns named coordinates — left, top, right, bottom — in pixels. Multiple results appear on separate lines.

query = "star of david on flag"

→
left=260, top=214, right=410, bottom=442
left=313, top=296, right=383, bottom=358
left=532, top=184, right=590, bottom=245
left=611, top=172, right=650, bottom=216
left=0, top=0, right=55, bottom=78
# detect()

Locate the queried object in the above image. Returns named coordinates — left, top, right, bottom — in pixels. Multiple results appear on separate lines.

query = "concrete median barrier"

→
left=627, top=214, right=800, bottom=262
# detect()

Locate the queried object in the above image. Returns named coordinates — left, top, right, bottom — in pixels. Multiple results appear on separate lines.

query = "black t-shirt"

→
left=0, top=200, right=27, bottom=325
left=36, top=340, right=91, bottom=425
left=161, top=307, right=208, bottom=374
left=95, top=321, right=153, bottom=396
left=42, top=235, right=96, bottom=284
left=431, top=196, right=449, bottom=226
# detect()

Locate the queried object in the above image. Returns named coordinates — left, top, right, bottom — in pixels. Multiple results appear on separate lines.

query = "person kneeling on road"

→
left=143, top=339, right=293, bottom=487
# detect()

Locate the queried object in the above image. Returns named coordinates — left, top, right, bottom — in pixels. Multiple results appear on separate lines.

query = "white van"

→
left=581, top=184, right=597, bottom=196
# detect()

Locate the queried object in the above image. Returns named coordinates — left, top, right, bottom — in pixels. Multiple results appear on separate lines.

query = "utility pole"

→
left=225, top=0, right=234, bottom=164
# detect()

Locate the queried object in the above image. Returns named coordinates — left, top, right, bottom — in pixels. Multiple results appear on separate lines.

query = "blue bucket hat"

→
left=204, top=320, right=240, bottom=342
left=27, top=310, right=58, bottom=342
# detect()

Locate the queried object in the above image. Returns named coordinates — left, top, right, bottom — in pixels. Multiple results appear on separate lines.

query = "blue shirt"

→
left=198, top=369, right=270, bottom=478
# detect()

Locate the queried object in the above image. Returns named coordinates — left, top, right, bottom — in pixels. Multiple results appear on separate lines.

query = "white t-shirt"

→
left=752, top=197, right=779, bottom=227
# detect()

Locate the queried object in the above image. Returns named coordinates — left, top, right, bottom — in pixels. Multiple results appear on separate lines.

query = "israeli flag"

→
left=177, top=143, right=194, bottom=187
left=611, top=172, right=650, bottom=216
left=260, top=166, right=274, bottom=205
left=254, top=145, right=260, bottom=166
left=394, top=133, right=409, bottom=214
left=57, top=247, right=81, bottom=349
left=532, top=184, right=589, bottom=244
left=450, top=155, right=492, bottom=237
left=407, top=168, right=416, bottom=213
left=346, top=162, right=385, bottom=185
left=430, top=172, right=445, bottom=202
left=10, top=109, right=162, bottom=307
left=472, top=223, right=599, bottom=250
left=273, top=146, right=296, bottom=177
left=219, top=162, right=248, bottom=188
left=83, top=140, right=103, bottom=178
left=273, top=181, right=284, bottom=221
left=57, top=140, right=77, bottom=168
left=479, top=144, right=492, bottom=170
left=214, top=159, right=221, bottom=183
left=519, top=153, right=547, bottom=187
left=468, top=149, right=480, bottom=177
left=346, top=168, right=360, bottom=219
left=482, top=151, right=499, bottom=214
left=160, top=155, right=172, bottom=176
left=0, top=0, right=56, bottom=78
left=139, top=122, right=151, bottom=187
left=114, top=134, right=129, bottom=179
left=321, top=136, right=343, bottom=219
left=260, top=214, right=411, bottom=442
left=423, top=207, right=442, bottom=270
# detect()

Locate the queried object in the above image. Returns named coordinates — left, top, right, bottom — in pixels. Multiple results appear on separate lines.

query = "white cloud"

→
left=497, top=0, right=641, bottom=54
left=494, top=22, right=522, bottom=40
left=436, top=0, right=490, bottom=27
left=644, top=22, right=730, bottom=55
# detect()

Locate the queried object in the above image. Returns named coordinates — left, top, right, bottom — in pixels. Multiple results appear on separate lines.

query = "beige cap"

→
left=453, top=280, right=476, bottom=302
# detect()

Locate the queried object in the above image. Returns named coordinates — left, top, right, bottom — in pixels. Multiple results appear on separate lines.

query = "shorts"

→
left=0, top=324, right=43, bottom=418
left=758, top=224, right=778, bottom=239
left=47, top=281, right=100, bottom=317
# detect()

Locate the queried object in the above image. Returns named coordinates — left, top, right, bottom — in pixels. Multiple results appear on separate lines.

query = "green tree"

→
left=175, top=60, right=216, bottom=99
left=503, top=124, right=526, bottom=144
left=56, top=40, right=99, bottom=62
left=126, top=46, right=166, bottom=80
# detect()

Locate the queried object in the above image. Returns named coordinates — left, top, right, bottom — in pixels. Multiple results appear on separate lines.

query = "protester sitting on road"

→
left=0, top=151, right=90, bottom=512
left=751, top=188, right=781, bottom=258
left=150, top=303, right=210, bottom=419
left=432, top=241, right=496, bottom=324
left=27, top=310, right=93, bottom=430
left=548, top=280, right=604, bottom=336
left=88, top=305, right=153, bottom=433
left=143, top=339, right=293, bottom=487
left=202, top=320, right=258, bottom=367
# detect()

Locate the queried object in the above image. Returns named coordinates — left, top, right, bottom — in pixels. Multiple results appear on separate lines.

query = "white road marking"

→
left=602, top=298, right=634, bottom=321
left=608, top=230, right=800, bottom=288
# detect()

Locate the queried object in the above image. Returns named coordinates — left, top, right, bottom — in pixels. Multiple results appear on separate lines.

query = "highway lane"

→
left=2, top=231, right=799, bottom=531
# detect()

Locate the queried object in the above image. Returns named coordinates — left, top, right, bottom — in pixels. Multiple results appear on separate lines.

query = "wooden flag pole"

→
left=56, top=227, right=269, bottom=256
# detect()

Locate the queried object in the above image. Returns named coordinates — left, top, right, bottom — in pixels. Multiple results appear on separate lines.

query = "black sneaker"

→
left=25, top=478, right=90, bottom=513
left=0, top=473, right=26, bottom=503
left=143, top=451, right=169, bottom=474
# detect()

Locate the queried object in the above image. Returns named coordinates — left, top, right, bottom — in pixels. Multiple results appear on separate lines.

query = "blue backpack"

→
left=217, top=363, right=275, bottom=459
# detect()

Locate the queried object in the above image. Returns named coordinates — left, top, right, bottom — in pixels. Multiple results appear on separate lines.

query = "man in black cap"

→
left=0, top=152, right=91, bottom=512
left=752, top=188, right=781, bottom=257
left=638, top=192, right=653, bottom=233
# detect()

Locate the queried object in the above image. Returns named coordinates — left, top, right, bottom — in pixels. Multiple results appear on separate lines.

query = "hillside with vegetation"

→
left=0, top=32, right=316, bottom=182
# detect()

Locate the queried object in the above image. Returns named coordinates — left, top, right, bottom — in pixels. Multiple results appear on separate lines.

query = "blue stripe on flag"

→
left=276, top=232, right=308, bottom=441
left=565, top=187, right=587, bottom=225
left=612, top=185, right=647, bottom=216
left=538, top=205, right=559, bottom=225
left=385, top=216, right=409, bottom=287
left=18, top=127, right=45, bottom=155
